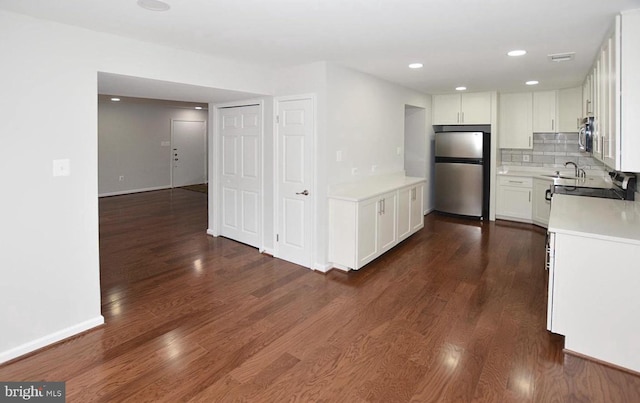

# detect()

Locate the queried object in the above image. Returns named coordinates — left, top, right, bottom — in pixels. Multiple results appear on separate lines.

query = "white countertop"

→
left=328, top=174, right=425, bottom=202
left=548, top=194, right=640, bottom=245
left=497, top=167, right=614, bottom=189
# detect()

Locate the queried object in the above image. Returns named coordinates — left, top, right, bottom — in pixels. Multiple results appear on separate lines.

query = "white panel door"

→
left=219, top=105, right=261, bottom=248
left=171, top=120, right=206, bottom=187
left=275, top=96, right=314, bottom=268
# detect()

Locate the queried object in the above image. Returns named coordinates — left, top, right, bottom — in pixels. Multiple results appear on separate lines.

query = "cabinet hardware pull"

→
left=457, top=112, right=460, bottom=123
left=552, top=119, right=555, bottom=131
left=529, top=136, right=532, bottom=147
left=461, top=112, right=465, bottom=123
left=529, top=191, right=531, bottom=202
left=508, top=180, right=523, bottom=184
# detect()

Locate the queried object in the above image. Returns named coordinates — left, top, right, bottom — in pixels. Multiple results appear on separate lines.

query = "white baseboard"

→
left=312, top=262, right=334, bottom=273
left=0, top=315, right=104, bottom=364
left=260, top=248, right=275, bottom=256
left=99, top=185, right=171, bottom=198
left=206, top=229, right=218, bottom=237
left=424, top=207, right=434, bottom=215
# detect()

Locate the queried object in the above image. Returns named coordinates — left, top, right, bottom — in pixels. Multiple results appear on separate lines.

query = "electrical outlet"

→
left=336, top=150, right=343, bottom=162
left=119, top=175, right=124, bottom=181
left=523, top=155, right=530, bottom=162
left=371, top=165, right=378, bottom=173
left=396, top=146, right=402, bottom=155
left=351, top=168, right=358, bottom=175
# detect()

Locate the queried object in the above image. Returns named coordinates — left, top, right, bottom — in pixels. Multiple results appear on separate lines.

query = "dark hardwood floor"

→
left=1, top=188, right=639, bottom=402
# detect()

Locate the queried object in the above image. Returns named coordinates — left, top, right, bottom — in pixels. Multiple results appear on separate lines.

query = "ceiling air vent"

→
left=548, top=52, right=575, bottom=62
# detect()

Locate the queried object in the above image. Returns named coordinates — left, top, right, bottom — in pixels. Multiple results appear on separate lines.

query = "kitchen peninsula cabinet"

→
left=547, top=194, right=640, bottom=373
left=328, top=176, right=425, bottom=271
left=432, top=92, right=491, bottom=125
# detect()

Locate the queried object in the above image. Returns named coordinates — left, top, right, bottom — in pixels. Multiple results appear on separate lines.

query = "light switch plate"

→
left=161, top=141, right=171, bottom=147
left=52, top=159, right=70, bottom=177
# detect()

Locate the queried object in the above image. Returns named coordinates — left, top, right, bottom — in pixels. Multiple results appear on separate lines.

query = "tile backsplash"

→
left=500, top=132, right=606, bottom=170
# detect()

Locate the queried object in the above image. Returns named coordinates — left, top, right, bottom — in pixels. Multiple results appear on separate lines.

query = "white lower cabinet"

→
left=532, top=178, right=552, bottom=227
left=496, top=176, right=532, bottom=222
left=547, top=231, right=640, bottom=373
left=329, top=180, right=425, bottom=271
left=398, top=184, right=424, bottom=241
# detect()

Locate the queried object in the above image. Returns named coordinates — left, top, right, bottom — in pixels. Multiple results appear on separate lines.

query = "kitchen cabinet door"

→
left=410, top=184, right=424, bottom=232
left=533, top=91, right=558, bottom=133
left=583, top=75, right=592, bottom=118
left=499, top=92, right=533, bottom=149
left=532, top=179, right=552, bottom=227
left=620, top=11, right=640, bottom=171
left=496, top=176, right=532, bottom=222
left=433, top=92, right=491, bottom=125
left=432, top=94, right=462, bottom=125
left=461, top=92, right=492, bottom=124
left=398, top=184, right=424, bottom=241
left=377, top=191, right=397, bottom=254
left=397, top=187, right=411, bottom=241
left=356, top=197, right=379, bottom=267
left=558, top=87, right=582, bottom=133
left=602, top=25, right=620, bottom=170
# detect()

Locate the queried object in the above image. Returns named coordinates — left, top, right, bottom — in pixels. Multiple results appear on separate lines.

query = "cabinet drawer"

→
left=498, top=176, right=532, bottom=188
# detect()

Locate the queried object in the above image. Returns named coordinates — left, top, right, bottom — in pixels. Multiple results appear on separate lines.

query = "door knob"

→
left=296, top=190, right=309, bottom=196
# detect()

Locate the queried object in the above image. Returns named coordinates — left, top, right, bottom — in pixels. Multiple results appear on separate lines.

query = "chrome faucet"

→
left=565, top=161, right=579, bottom=177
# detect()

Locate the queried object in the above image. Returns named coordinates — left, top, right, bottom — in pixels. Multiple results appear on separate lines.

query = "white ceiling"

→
left=98, top=72, right=264, bottom=104
left=2, top=0, right=640, bottom=95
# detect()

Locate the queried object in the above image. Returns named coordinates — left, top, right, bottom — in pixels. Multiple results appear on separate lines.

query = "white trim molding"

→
left=99, top=185, right=171, bottom=198
left=0, top=316, right=104, bottom=364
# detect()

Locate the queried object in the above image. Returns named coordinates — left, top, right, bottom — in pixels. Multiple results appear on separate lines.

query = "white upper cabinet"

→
left=557, top=87, right=583, bottom=133
left=533, top=91, right=558, bottom=133
left=432, top=92, right=491, bottom=125
left=499, top=92, right=533, bottom=149
left=586, top=11, right=640, bottom=172
left=620, top=10, right=640, bottom=172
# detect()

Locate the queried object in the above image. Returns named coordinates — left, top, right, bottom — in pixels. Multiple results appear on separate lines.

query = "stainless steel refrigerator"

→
left=434, top=131, right=489, bottom=219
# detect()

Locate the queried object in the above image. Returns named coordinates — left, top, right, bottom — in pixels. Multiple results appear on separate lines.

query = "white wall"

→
left=325, top=64, right=429, bottom=185
left=0, top=9, right=273, bottom=363
left=98, top=99, right=207, bottom=196
left=404, top=105, right=435, bottom=213
left=0, top=9, right=432, bottom=361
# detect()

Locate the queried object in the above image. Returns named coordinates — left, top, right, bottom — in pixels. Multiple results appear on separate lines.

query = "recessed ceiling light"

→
left=455, top=86, right=467, bottom=91
left=110, top=97, right=121, bottom=102
left=137, top=0, right=170, bottom=12
left=507, top=50, right=527, bottom=57
left=526, top=80, right=539, bottom=86
left=195, top=106, right=203, bottom=110
left=408, top=63, right=423, bottom=69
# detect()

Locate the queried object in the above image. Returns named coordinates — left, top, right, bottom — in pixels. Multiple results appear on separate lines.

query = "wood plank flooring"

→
left=1, top=188, right=639, bottom=402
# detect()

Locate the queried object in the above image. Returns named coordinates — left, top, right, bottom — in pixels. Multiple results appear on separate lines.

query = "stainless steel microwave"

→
left=579, top=116, right=594, bottom=152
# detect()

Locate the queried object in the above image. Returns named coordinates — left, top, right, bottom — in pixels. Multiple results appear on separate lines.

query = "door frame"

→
left=170, top=119, right=207, bottom=188
left=208, top=99, right=265, bottom=252
left=273, top=94, right=317, bottom=269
